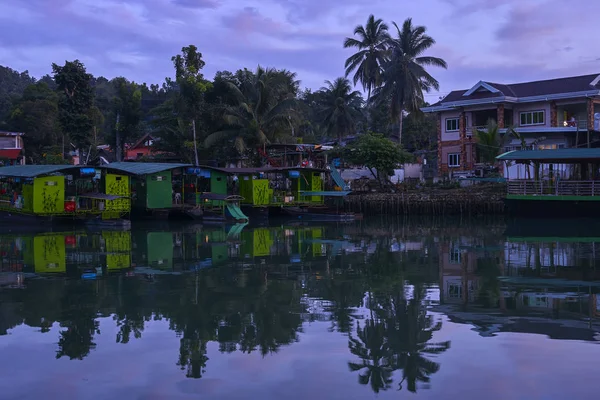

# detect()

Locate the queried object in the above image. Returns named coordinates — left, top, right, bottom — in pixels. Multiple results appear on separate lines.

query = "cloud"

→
left=0, top=0, right=598, bottom=93
left=172, top=0, right=220, bottom=9
left=222, top=7, right=283, bottom=36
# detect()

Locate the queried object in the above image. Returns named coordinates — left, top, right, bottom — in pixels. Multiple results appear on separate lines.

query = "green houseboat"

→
left=106, top=162, right=191, bottom=219
left=191, top=166, right=354, bottom=221
left=0, top=165, right=131, bottom=225
left=497, top=148, right=600, bottom=217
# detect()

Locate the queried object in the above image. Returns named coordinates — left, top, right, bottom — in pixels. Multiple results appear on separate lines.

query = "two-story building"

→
left=422, top=73, right=600, bottom=177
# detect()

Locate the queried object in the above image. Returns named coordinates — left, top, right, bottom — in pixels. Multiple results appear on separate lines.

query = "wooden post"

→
left=459, top=111, right=467, bottom=171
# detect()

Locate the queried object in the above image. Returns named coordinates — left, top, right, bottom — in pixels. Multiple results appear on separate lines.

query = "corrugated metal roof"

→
left=106, top=162, right=191, bottom=175
left=0, top=164, right=76, bottom=178
left=204, top=166, right=325, bottom=175
left=497, top=148, right=600, bottom=162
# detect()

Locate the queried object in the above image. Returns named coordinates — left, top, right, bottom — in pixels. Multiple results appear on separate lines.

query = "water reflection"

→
left=0, top=218, right=599, bottom=397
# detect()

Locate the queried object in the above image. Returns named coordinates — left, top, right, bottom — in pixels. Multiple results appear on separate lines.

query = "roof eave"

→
left=423, top=89, right=600, bottom=113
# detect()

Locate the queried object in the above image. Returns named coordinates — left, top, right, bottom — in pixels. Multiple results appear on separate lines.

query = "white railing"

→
left=507, top=180, right=600, bottom=196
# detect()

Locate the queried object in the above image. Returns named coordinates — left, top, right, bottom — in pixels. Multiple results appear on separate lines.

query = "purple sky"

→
left=1, top=0, right=599, bottom=100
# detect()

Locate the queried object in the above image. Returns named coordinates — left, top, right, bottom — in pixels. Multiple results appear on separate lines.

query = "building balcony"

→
left=557, top=118, right=588, bottom=130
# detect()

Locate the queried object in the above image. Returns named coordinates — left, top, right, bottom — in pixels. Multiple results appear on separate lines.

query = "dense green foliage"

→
left=0, top=16, right=445, bottom=164
left=346, top=133, right=412, bottom=184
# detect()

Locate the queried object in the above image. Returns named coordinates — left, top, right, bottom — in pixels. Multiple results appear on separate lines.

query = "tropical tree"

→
left=204, top=66, right=298, bottom=154
left=372, top=18, right=447, bottom=144
left=475, top=119, right=502, bottom=164
left=111, top=77, right=142, bottom=161
left=345, top=132, right=412, bottom=185
left=8, top=82, right=62, bottom=162
left=52, top=60, right=95, bottom=163
left=343, top=15, right=391, bottom=100
left=172, top=45, right=212, bottom=165
left=316, top=77, right=364, bottom=142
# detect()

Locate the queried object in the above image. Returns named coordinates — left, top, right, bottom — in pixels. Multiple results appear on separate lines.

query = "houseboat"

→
left=497, top=148, right=600, bottom=217
left=191, top=165, right=357, bottom=221
left=0, top=165, right=131, bottom=226
left=106, top=162, right=191, bottom=220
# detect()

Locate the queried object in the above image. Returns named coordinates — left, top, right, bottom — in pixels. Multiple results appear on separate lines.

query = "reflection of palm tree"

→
left=348, top=319, right=393, bottom=393
left=387, top=286, right=450, bottom=393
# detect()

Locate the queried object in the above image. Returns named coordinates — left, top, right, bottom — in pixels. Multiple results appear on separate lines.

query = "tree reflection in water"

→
left=348, top=280, right=450, bottom=393
left=0, top=222, right=452, bottom=391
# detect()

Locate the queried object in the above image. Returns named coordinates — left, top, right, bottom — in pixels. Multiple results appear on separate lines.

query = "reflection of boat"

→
left=505, top=217, right=600, bottom=240
left=278, top=206, right=358, bottom=221
left=84, top=216, right=131, bottom=229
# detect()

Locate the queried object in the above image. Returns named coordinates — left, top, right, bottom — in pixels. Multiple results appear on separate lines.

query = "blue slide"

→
left=226, top=203, right=249, bottom=222
left=329, top=162, right=350, bottom=191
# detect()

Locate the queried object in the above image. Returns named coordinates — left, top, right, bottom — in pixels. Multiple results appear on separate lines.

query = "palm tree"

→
left=343, top=15, right=391, bottom=101
left=373, top=18, right=447, bottom=144
left=506, top=126, right=546, bottom=179
left=204, top=66, right=298, bottom=154
left=317, top=78, right=364, bottom=143
left=475, top=119, right=502, bottom=164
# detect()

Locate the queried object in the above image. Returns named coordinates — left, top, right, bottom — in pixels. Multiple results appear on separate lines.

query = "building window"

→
left=449, top=246, right=462, bottom=264
left=448, top=153, right=461, bottom=167
left=520, top=110, right=544, bottom=126
left=446, top=118, right=459, bottom=132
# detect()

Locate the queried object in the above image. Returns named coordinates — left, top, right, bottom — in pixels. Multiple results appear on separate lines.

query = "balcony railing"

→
left=465, top=126, right=488, bottom=137
left=507, top=180, right=600, bottom=197
left=557, top=119, right=588, bottom=130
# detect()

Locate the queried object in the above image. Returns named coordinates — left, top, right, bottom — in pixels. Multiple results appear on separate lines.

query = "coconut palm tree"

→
left=316, top=77, right=364, bottom=143
left=204, top=66, right=298, bottom=154
left=343, top=15, right=391, bottom=101
left=372, top=18, right=447, bottom=144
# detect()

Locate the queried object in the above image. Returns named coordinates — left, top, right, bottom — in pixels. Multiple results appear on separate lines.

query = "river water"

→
left=0, top=218, right=599, bottom=399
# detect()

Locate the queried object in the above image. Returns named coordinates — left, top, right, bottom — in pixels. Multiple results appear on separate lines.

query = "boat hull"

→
left=241, top=205, right=269, bottom=220
left=504, top=198, right=600, bottom=218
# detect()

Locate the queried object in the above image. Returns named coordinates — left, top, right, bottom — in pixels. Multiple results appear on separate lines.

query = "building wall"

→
left=512, top=102, right=552, bottom=128
left=146, top=171, right=173, bottom=209
left=32, top=176, right=65, bottom=214
left=440, top=111, right=472, bottom=141
left=125, top=147, right=152, bottom=160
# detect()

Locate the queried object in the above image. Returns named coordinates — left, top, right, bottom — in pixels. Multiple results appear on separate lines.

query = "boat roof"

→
left=107, top=162, right=191, bottom=175
left=497, top=148, right=600, bottom=163
left=0, top=164, right=77, bottom=178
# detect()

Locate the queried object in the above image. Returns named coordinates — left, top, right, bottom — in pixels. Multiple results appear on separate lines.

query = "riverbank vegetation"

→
left=0, top=15, right=445, bottom=166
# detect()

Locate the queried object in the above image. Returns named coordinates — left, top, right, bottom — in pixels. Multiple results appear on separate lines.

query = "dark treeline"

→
left=0, top=15, right=444, bottom=165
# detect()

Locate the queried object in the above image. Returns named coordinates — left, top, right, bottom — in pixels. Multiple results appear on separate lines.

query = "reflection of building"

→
left=437, top=234, right=600, bottom=336
left=438, top=238, right=480, bottom=305
left=504, top=238, right=600, bottom=280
